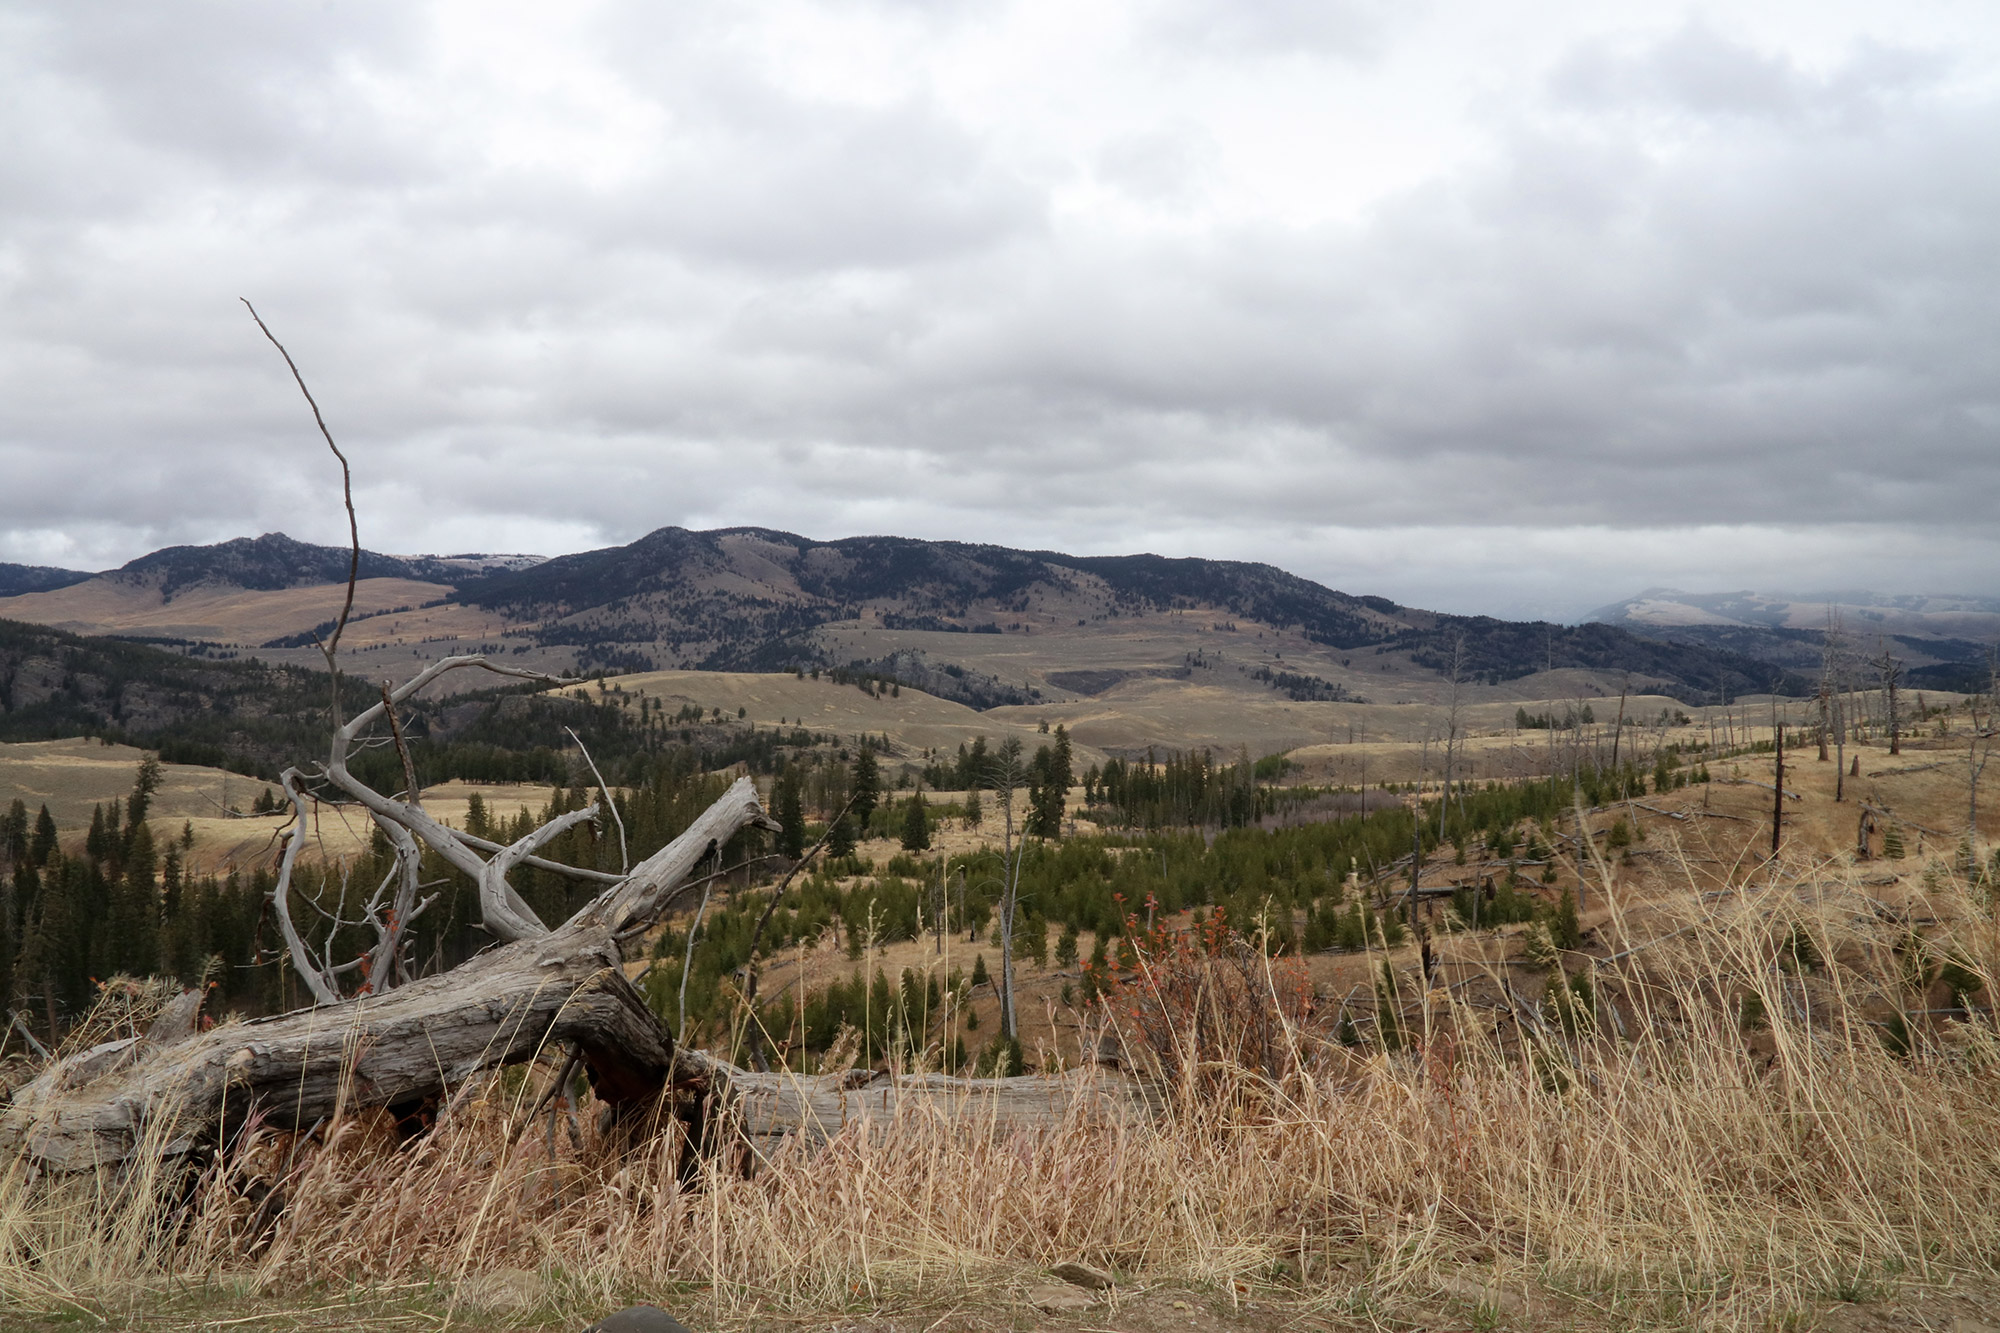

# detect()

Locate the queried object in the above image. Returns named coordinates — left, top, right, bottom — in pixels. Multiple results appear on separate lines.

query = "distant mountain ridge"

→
left=0, top=563, right=93, bottom=597
left=2, top=527, right=1816, bottom=705
left=119, top=532, right=475, bottom=598
left=1588, top=586, right=2000, bottom=694
left=0, top=535, right=548, bottom=602
left=450, top=525, right=1807, bottom=702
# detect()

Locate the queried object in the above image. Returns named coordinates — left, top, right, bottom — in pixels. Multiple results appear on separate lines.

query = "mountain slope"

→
left=0, top=562, right=93, bottom=597
left=120, top=532, right=466, bottom=596
left=455, top=526, right=1806, bottom=703
left=1, top=527, right=1819, bottom=708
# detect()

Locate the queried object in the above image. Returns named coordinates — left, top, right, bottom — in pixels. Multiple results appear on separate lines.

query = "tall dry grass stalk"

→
left=6, top=846, right=2000, bottom=1326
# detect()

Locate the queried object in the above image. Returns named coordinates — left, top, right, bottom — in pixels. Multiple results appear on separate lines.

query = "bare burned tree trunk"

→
left=1438, top=636, right=1464, bottom=846
left=1771, top=699, right=1786, bottom=858
left=1880, top=647, right=1903, bottom=757
left=1822, top=609, right=1848, bottom=802
left=993, top=739, right=1028, bottom=1042
left=1968, top=655, right=1997, bottom=844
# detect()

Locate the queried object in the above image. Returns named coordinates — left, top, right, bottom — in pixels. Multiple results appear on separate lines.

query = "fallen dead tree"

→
left=1, top=773, right=777, bottom=1172
left=674, top=1050, right=1161, bottom=1155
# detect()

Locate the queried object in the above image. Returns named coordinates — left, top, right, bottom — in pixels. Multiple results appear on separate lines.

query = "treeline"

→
left=1250, top=666, right=1354, bottom=702
left=1, top=613, right=845, bottom=788
left=0, top=754, right=764, bottom=1041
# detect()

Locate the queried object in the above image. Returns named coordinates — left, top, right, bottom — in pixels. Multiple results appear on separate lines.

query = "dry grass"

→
left=6, top=841, right=2000, bottom=1331
left=0, top=576, right=455, bottom=643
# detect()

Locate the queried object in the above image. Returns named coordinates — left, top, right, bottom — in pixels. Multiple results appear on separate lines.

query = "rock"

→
left=457, top=1267, right=542, bottom=1314
left=583, top=1306, right=694, bottom=1333
left=1438, top=1272, right=1526, bottom=1315
left=1027, top=1283, right=1099, bottom=1313
left=1050, top=1261, right=1115, bottom=1290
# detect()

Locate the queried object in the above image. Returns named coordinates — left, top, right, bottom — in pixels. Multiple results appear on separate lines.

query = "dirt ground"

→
left=8, top=1267, right=2000, bottom=1333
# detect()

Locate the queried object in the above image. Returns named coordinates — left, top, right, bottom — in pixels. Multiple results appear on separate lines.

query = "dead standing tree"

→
left=0, top=311, right=783, bottom=1172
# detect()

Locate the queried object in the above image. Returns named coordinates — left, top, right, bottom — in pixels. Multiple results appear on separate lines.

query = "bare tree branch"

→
left=566, top=776, right=780, bottom=937
left=241, top=299, right=360, bottom=702
left=566, top=724, right=627, bottom=873
left=272, top=768, right=342, bottom=1006
left=479, top=804, right=600, bottom=940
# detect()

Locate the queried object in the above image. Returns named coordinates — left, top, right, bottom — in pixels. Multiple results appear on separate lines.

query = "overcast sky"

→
left=2, top=1, right=1996, bottom=620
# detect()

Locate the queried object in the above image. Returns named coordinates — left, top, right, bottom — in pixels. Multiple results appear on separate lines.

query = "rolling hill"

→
left=0, top=527, right=1815, bottom=710
left=1588, top=587, right=2000, bottom=692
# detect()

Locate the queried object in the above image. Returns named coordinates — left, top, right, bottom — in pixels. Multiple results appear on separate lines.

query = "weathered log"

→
left=677, top=1050, right=1162, bottom=1151
left=0, top=778, right=777, bottom=1173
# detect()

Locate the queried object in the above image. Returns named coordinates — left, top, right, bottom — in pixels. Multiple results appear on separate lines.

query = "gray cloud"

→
left=0, top=0, right=1996, bottom=619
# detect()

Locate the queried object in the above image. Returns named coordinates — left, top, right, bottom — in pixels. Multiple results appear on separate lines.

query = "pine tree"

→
left=900, top=791, right=931, bottom=852
left=116, top=822, right=160, bottom=976
left=3, top=799, right=27, bottom=867
left=1023, top=911, right=1048, bottom=968
left=963, top=787, right=982, bottom=829
left=464, top=791, right=491, bottom=840
left=775, top=772, right=806, bottom=859
left=126, top=756, right=163, bottom=836
left=161, top=843, right=183, bottom=921
left=1548, top=887, right=1583, bottom=951
left=827, top=814, right=856, bottom=859
left=1056, top=923, right=1079, bottom=967
left=971, top=953, right=989, bottom=988
left=30, top=805, right=57, bottom=866
left=0, top=866, right=13, bottom=1009
left=852, top=747, right=881, bottom=831
left=85, top=805, right=110, bottom=864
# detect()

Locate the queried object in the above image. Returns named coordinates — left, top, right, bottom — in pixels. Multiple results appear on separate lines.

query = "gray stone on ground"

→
left=457, top=1267, right=541, bottom=1314
left=583, top=1305, right=694, bottom=1333
left=1437, top=1271, right=1526, bottom=1315
left=1027, top=1283, right=1098, bottom=1313
left=1050, top=1261, right=1115, bottom=1290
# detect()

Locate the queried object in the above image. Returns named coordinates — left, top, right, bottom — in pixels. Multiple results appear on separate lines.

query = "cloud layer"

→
left=2, top=0, right=1996, bottom=619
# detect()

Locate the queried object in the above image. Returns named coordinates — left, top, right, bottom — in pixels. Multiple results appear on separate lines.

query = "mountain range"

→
left=1, top=529, right=1822, bottom=712
left=1586, top=587, right=1999, bottom=691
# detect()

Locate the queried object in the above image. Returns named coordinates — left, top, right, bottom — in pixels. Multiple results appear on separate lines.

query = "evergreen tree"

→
left=1056, top=923, right=1079, bottom=967
left=964, top=787, right=982, bottom=829
left=85, top=805, right=110, bottom=864
left=113, top=822, right=160, bottom=977
left=827, top=814, right=856, bottom=859
left=1022, top=911, right=1048, bottom=968
left=0, top=867, right=13, bottom=1009
left=852, top=746, right=881, bottom=830
left=126, top=756, right=164, bottom=836
left=775, top=772, right=806, bottom=859
left=160, top=843, right=183, bottom=923
left=30, top=805, right=57, bottom=866
left=464, top=791, right=491, bottom=840
left=900, top=791, right=931, bottom=852
left=3, top=799, right=26, bottom=867
left=1547, top=887, right=1583, bottom=951
left=1050, top=724, right=1073, bottom=793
